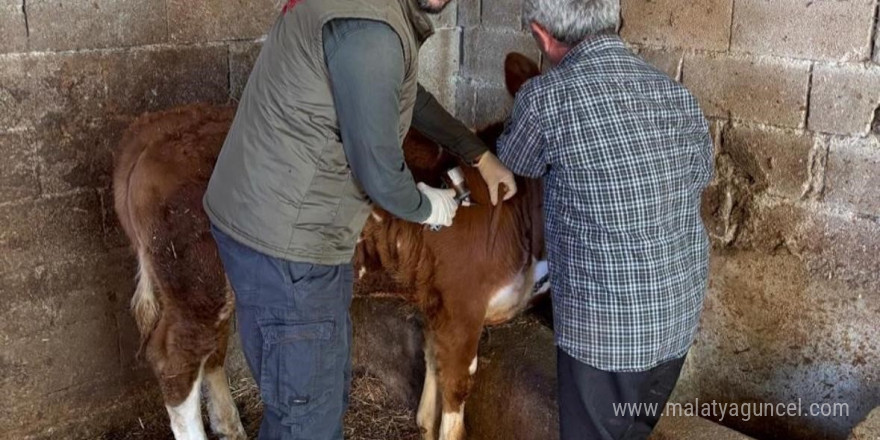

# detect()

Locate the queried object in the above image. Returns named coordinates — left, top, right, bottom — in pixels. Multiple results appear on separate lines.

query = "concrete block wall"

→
left=455, top=1, right=879, bottom=439
left=0, top=2, right=460, bottom=438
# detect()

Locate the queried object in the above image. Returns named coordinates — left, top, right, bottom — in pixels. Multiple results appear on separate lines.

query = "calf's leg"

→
left=430, top=310, right=484, bottom=440
left=202, top=319, right=247, bottom=440
left=418, top=333, right=441, bottom=440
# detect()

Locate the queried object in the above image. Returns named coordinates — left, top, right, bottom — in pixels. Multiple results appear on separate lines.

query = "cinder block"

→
left=100, top=188, right=128, bottom=250
left=0, top=2, right=27, bottom=53
left=682, top=54, right=810, bottom=128
left=37, top=117, right=132, bottom=195
left=850, top=407, right=880, bottom=440
left=0, top=191, right=105, bottom=276
left=732, top=0, right=874, bottom=62
left=26, top=0, right=167, bottom=51
left=462, top=28, right=540, bottom=87
left=428, top=1, right=457, bottom=29
left=103, top=45, right=229, bottom=117
left=0, top=314, right=121, bottom=413
left=0, top=130, right=39, bottom=204
left=875, top=19, right=880, bottom=65
left=801, top=209, right=880, bottom=291
left=620, top=0, right=733, bottom=51
left=455, top=81, right=514, bottom=129
left=638, top=47, right=682, bottom=80
left=825, top=136, right=880, bottom=215
left=229, top=41, right=264, bottom=101
left=723, top=125, right=813, bottom=199
left=652, top=414, right=754, bottom=439
left=481, top=0, right=524, bottom=30
left=419, top=28, right=461, bottom=112
left=0, top=52, right=108, bottom=132
left=0, top=250, right=132, bottom=341
left=681, top=246, right=879, bottom=439
left=457, top=0, right=481, bottom=27
left=167, top=0, right=277, bottom=43
left=808, top=64, right=880, bottom=135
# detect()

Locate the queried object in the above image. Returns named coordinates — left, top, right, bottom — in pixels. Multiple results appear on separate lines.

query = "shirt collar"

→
left=557, top=33, right=625, bottom=68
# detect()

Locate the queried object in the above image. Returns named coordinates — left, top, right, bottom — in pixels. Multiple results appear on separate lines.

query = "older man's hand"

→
left=475, top=151, right=518, bottom=205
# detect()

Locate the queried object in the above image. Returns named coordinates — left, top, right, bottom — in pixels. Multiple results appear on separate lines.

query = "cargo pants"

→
left=211, top=224, right=353, bottom=440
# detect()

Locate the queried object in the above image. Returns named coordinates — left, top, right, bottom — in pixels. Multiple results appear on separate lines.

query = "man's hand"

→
left=418, top=182, right=459, bottom=227
left=475, top=151, right=518, bottom=205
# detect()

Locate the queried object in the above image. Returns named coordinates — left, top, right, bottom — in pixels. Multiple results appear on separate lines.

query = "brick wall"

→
left=0, top=2, right=459, bottom=438
left=457, top=1, right=880, bottom=439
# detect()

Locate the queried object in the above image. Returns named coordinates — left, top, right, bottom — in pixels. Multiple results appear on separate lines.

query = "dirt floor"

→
left=99, top=371, right=421, bottom=440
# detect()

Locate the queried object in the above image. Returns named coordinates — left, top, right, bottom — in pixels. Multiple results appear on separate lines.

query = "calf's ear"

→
left=504, top=52, right=541, bottom=96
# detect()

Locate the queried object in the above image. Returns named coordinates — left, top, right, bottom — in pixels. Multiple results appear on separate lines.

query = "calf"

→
left=355, top=55, right=547, bottom=440
left=112, top=52, right=543, bottom=440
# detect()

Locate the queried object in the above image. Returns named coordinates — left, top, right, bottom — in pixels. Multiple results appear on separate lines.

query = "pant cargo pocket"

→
left=258, top=319, right=335, bottom=422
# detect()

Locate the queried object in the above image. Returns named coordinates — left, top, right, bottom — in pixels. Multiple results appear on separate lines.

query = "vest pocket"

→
left=257, top=319, right=335, bottom=421
left=289, top=140, right=350, bottom=253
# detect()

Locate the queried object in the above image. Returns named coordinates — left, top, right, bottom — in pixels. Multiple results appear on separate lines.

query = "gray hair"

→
left=522, top=0, right=620, bottom=46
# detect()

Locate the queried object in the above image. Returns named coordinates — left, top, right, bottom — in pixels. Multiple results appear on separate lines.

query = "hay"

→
left=343, top=372, right=421, bottom=440
left=101, top=371, right=420, bottom=440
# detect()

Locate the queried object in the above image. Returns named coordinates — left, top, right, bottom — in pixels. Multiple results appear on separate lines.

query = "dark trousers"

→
left=557, top=347, right=686, bottom=440
left=211, top=224, right=353, bottom=440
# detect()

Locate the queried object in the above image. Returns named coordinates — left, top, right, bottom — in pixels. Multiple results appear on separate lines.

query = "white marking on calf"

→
left=166, top=358, right=208, bottom=440
left=486, top=274, right=525, bottom=320
left=204, top=366, right=247, bottom=440
left=358, top=266, right=367, bottom=279
left=468, top=356, right=478, bottom=375
left=418, top=345, right=440, bottom=440
left=439, top=404, right=465, bottom=440
left=371, top=212, right=383, bottom=222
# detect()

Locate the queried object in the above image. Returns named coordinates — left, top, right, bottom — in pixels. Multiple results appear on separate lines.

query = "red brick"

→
left=0, top=191, right=105, bottom=276
left=229, top=41, right=263, bottom=101
left=682, top=54, right=811, bottom=128
left=167, top=0, right=277, bottom=43
left=723, top=125, right=814, bottom=199
left=808, top=64, right=880, bottom=135
left=732, top=0, right=875, bottom=62
left=825, top=136, right=880, bottom=215
left=25, top=0, right=167, bottom=51
left=620, top=0, right=733, bottom=51
left=419, top=28, right=461, bottom=112
left=0, top=2, right=27, bottom=53
left=0, top=130, right=39, bottom=203
left=461, top=28, right=541, bottom=87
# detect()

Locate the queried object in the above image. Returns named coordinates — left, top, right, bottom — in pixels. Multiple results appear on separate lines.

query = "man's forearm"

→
left=411, top=84, right=488, bottom=163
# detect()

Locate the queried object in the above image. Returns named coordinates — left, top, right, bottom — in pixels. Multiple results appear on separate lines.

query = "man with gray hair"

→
left=496, top=0, right=714, bottom=438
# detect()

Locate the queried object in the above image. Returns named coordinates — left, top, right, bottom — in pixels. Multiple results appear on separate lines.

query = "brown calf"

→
left=112, top=52, right=543, bottom=440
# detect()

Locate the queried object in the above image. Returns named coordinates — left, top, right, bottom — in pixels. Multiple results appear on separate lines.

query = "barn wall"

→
left=0, top=2, right=459, bottom=438
left=456, top=1, right=880, bottom=439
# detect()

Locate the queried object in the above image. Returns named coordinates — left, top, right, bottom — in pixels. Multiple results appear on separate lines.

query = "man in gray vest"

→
left=203, top=0, right=517, bottom=437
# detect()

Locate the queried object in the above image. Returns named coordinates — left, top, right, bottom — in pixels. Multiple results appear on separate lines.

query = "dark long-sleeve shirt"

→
left=323, top=18, right=487, bottom=223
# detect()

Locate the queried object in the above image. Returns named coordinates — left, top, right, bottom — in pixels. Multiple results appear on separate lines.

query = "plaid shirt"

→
left=497, top=35, right=714, bottom=372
